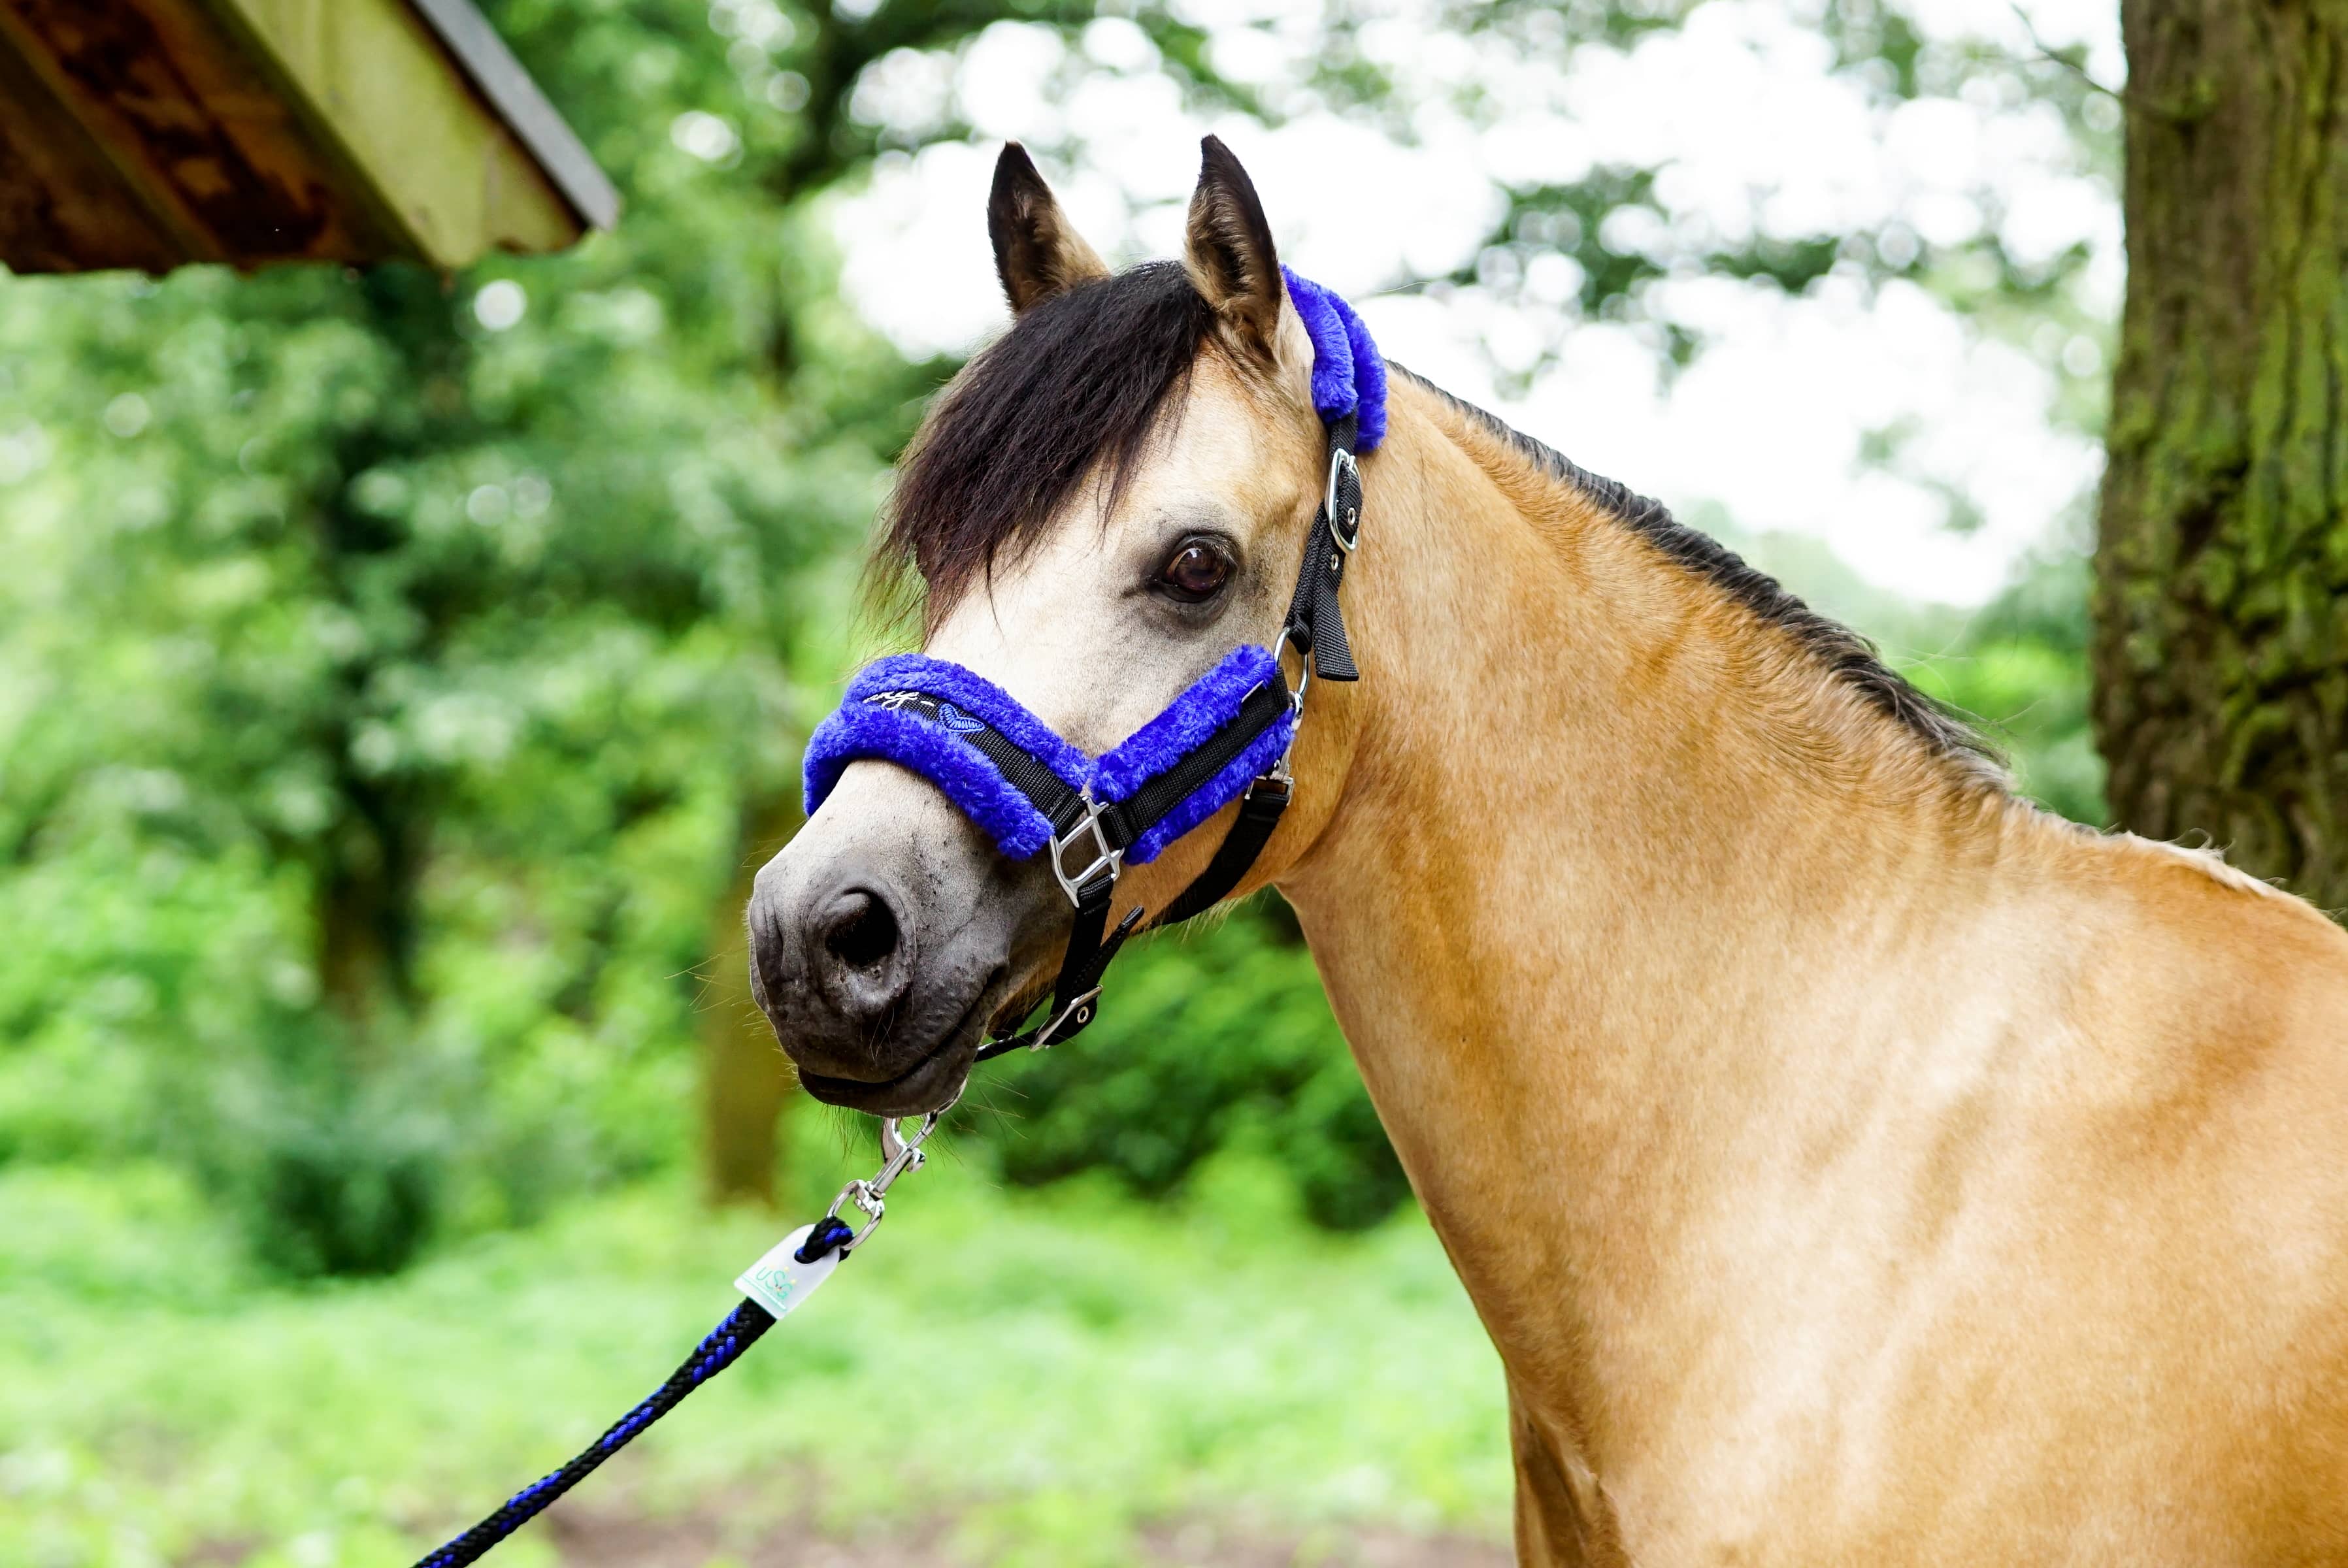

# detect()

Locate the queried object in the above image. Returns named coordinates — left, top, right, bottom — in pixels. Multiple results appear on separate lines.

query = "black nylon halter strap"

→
left=1285, top=414, right=1363, bottom=683
left=1148, top=772, right=1290, bottom=927
left=1148, top=414, right=1364, bottom=929
left=969, top=412, right=1366, bottom=1062
left=964, top=673, right=1293, bottom=1062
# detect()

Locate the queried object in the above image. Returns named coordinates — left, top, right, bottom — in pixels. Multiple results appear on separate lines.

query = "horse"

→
left=748, top=137, right=2348, bottom=1564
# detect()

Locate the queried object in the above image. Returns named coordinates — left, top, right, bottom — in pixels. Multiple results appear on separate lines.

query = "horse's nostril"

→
left=822, top=889, right=901, bottom=971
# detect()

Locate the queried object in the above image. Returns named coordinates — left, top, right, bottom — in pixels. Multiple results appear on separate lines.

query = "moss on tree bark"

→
left=2098, top=0, right=2348, bottom=915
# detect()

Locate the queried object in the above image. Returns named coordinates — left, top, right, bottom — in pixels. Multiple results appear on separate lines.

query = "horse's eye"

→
left=1156, top=539, right=1233, bottom=603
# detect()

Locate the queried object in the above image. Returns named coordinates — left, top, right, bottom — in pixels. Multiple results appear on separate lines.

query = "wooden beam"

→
left=405, top=0, right=618, bottom=233
left=0, top=0, right=609, bottom=276
left=0, top=0, right=405, bottom=270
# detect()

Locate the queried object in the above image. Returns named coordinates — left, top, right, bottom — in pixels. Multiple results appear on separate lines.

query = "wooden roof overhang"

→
left=0, top=0, right=618, bottom=274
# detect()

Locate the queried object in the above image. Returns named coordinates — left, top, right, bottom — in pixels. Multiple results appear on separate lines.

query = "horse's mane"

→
left=880, top=262, right=2002, bottom=785
left=882, top=262, right=1214, bottom=622
left=1396, top=368, right=2007, bottom=786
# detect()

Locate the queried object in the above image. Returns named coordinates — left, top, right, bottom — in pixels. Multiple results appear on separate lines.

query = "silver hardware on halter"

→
left=1028, top=986, right=1101, bottom=1051
left=1325, top=447, right=1361, bottom=553
left=825, top=1104, right=949, bottom=1253
left=1050, top=796, right=1123, bottom=908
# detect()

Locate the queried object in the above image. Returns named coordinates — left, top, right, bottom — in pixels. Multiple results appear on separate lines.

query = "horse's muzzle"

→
left=747, top=762, right=1050, bottom=1115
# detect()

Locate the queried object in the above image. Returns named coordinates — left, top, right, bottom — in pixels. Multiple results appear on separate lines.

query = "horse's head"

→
left=750, top=138, right=1353, bottom=1115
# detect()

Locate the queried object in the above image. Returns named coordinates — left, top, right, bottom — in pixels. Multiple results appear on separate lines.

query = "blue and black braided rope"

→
left=410, top=1215, right=859, bottom=1568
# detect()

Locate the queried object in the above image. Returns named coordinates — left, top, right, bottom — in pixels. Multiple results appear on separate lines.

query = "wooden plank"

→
left=0, top=0, right=604, bottom=274
left=0, top=27, right=183, bottom=272
left=0, top=0, right=413, bottom=269
left=209, top=0, right=589, bottom=268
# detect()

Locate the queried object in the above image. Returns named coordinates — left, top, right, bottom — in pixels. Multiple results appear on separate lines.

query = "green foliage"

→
left=0, top=0, right=940, bottom=1273
left=231, top=1092, right=444, bottom=1279
left=1912, top=552, right=2105, bottom=824
left=1378, top=0, right=2124, bottom=414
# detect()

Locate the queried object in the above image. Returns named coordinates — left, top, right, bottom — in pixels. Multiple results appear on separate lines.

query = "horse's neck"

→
left=1279, top=379, right=2028, bottom=1450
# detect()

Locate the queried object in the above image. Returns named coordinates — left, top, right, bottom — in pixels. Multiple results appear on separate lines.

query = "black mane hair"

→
left=882, top=261, right=1215, bottom=620
left=877, top=265, right=1998, bottom=779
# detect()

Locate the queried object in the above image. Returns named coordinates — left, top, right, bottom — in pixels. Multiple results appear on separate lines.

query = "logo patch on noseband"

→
left=864, top=691, right=991, bottom=736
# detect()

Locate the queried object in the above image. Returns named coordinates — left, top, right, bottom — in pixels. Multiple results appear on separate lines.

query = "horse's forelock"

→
left=880, top=261, right=1219, bottom=625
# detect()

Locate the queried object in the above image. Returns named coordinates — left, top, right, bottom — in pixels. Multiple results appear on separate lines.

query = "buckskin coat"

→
left=751, top=138, right=2348, bottom=1565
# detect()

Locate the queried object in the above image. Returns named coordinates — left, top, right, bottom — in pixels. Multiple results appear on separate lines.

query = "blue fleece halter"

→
left=802, top=268, right=1383, bottom=1052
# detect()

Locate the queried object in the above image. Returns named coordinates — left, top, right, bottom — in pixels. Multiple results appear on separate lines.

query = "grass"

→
left=0, top=1141, right=1510, bottom=1568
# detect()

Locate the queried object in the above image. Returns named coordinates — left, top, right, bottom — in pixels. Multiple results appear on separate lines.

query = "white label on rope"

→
left=735, top=1224, right=843, bottom=1321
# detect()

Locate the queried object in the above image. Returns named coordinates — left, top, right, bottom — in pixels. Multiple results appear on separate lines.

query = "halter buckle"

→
left=1325, top=447, right=1361, bottom=553
left=1051, top=798, right=1123, bottom=907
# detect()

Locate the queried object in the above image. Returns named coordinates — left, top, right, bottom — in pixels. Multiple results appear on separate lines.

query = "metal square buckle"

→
left=1051, top=799, right=1123, bottom=907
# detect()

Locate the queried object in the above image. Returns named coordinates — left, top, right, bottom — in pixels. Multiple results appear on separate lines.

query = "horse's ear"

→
left=1183, top=136, right=1283, bottom=364
left=988, top=143, right=1110, bottom=316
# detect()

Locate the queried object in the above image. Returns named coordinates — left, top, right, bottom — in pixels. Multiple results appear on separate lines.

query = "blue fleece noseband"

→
left=803, top=644, right=1297, bottom=866
left=801, top=268, right=1381, bottom=1055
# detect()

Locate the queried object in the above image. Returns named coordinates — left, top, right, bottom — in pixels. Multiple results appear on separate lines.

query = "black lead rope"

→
left=412, top=1215, right=859, bottom=1568
left=409, top=419, right=1366, bottom=1568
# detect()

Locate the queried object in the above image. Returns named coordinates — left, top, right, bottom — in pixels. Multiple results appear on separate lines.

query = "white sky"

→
left=826, top=0, right=2123, bottom=606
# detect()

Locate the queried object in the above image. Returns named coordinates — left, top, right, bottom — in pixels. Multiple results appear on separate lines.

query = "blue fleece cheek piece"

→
left=1092, top=645, right=1283, bottom=799
left=1123, top=713, right=1293, bottom=864
left=1093, top=644, right=1296, bottom=864
left=1282, top=266, right=1387, bottom=453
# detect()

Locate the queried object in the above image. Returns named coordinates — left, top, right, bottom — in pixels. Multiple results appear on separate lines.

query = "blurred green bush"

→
left=0, top=0, right=914, bottom=1273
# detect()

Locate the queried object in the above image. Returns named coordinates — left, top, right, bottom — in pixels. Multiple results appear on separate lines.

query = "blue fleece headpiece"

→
left=1281, top=267, right=1386, bottom=452
left=804, top=270, right=1378, bottom=867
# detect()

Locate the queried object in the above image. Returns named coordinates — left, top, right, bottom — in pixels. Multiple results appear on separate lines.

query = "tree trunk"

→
left=700, top=797, right=801, bottom=1205
left=2096, top=0, right=2348, bottom=915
